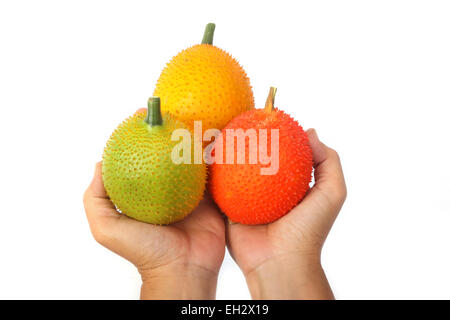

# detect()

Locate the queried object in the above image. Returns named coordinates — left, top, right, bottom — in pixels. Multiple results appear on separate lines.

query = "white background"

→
left=0, top=0, right=449, bottom=299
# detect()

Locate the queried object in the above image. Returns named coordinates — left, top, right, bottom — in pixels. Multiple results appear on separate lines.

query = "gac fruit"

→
left=154, top=23, right=254, bottom=136
left=102, top=97, right=207, bottom=225
left=209, top=88, right=313, bottom=225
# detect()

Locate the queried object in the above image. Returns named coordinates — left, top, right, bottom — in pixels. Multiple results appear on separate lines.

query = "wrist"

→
left=244, top=253, right=334, bottom=300
left=139, top=263, right=219, bottom=300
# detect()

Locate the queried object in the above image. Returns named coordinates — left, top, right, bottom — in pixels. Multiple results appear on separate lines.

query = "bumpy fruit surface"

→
left=209, top=88, right=313, bottom=225
left=102, top=98, right=207, bottom=225
left=154, top=23, right=254, bottom=135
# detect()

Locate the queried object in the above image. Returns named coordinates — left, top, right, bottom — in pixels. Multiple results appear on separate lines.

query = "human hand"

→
left=226, top=129, right=346, bottom=299
left=83, top=162, right=226, bottom=300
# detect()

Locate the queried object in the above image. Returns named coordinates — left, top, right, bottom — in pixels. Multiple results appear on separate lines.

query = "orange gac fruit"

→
left=209, top=88, right=313, bottom=225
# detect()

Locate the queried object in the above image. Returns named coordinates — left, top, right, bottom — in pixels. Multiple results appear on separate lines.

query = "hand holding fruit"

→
left=226, top=129, right=346, bottom=299
left=84, top=152, right=225, bottom=300
left=83, top=22, right=346, bottom=300
left=83, top=23, right=251, bottom=299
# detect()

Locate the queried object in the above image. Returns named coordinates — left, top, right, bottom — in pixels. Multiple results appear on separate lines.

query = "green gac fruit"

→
left=102, top=97, right=207, bottom=225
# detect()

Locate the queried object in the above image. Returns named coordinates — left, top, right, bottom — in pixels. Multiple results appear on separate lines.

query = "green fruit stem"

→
left=264, top=87, right=277, bottom=112
left=201, top=23, right=216, bottom=45
left=145, top=97, right=163, bottom=126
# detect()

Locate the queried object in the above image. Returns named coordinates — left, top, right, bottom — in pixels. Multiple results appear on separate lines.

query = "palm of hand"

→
left=226, top=130, right=346, bottom=277
left=160, top=197, right=226, bottom=275
left=226, top=204, right=318, bottom=276
left=84, top=163, right=225, bottom=276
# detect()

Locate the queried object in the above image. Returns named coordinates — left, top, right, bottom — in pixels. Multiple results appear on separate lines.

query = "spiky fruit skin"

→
left=154, top=44, right=254, bottom=134
left=209, top=109, right=313, bottom=225
left=102, top=110, right=206, bottom=225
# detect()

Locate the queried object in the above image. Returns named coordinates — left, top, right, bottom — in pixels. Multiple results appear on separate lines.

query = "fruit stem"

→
left=145, top=97, right=163, bottom=126
left=264, top=87, right=277, bottom=112
left=201, top=23, right=216, bottom=45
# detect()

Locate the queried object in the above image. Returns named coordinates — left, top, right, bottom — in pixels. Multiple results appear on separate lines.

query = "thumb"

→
left=83, top=162, right=124, bottom=245
left=283, top=129, right=346, bottom=233
left=307, top=128, right=347, bottom=210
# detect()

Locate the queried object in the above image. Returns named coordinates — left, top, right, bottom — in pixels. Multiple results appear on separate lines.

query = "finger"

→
left=283, top=129, right=346, bottom=230
left=83, top=162, right=123, bottom=243
left=306, top=128, right=347, bottom=208
left=83, top=162, right=117, bottom=218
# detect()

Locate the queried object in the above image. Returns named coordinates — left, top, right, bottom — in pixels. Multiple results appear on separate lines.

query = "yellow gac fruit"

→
left=154, top=23, right=254, bottom=135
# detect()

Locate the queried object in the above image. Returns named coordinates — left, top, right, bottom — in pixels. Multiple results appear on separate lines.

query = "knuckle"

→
left=89, top=221, right=111, bottom=246
left=324, top=185, right=346, bottom=207
left=327, top=148, right=346, bottom=203
left=91, top=228, right=108, bottom=246
left=82, top=189, right=90, bottom=206
left=332, top=181, right=347, bottom=206
left=328, top=148, right=341, bottom=161
left=338, top=184, right=347, bottom=203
